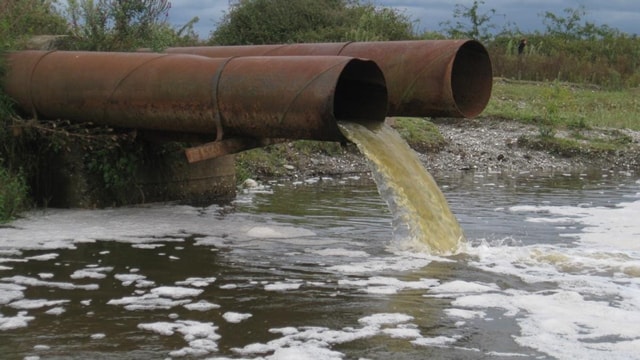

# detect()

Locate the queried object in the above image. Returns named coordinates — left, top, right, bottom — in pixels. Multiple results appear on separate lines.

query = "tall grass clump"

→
left=490, top=33, right=640, bottom=89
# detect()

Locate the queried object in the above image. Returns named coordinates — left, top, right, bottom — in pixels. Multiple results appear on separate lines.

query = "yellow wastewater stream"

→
left=338, top=120, right=464, bottom=254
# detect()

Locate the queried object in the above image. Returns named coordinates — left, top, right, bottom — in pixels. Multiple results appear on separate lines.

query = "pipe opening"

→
left=451, top=40, right=493, bottom=118
left=333, top=59, right=388, bottom=123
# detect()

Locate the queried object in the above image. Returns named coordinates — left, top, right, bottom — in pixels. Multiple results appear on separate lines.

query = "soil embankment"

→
left=268, top=118, right=640, bottom=182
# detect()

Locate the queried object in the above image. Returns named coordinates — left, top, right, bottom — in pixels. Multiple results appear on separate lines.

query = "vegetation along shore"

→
left=2, top=0, right=639, bottom=222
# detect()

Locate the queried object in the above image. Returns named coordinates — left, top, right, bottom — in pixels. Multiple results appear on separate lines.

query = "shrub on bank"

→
left=0, top=166, right=28, bottom=222
left=489, top=33, right=640, bottom=89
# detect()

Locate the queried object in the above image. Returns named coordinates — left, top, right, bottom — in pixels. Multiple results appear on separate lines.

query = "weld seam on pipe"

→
left=210, top=56, right=236, bottom=141
left=105, top=53, right=170, bottom=124
left=335, top=41, right=353, bottom=56
left=262, top=44, right=288, bottom=56
left=27, top=50, right=56, bottom=118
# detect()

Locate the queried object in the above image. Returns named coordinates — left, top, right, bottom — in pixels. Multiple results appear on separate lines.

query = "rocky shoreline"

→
left=270, top=118, right=640, bottom=183
left=425, top=118, right=640, bottom=173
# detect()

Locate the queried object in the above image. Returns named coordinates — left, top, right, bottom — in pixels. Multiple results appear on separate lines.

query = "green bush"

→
left=210, top=0, right=415, bottom=45
left=64, top=0, right=188, bottom=51
left=0, top=166, right=28, bottom=222
left=0, top=0, right=68, bottom=48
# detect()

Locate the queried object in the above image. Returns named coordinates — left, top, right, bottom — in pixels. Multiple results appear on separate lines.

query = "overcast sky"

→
left=167, top=0, right=640, bottom=39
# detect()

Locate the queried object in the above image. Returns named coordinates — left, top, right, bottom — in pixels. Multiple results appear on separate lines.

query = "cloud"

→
left=168, top=0, right=227, bottom=37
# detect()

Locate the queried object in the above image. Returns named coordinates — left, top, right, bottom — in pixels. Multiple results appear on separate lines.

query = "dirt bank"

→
left=268, top=118, right=640, bottom=182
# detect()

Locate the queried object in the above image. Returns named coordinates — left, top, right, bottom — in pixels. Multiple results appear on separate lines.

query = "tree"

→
left=346, top=4, right=415, bottom=42
left=440, top=0, right=498, bottom=42
left=0, top=0, right=68, bottom=48
left=64, top=0, right=179, bottom=50
left=210, top=0, right=415, bottom=45
left=541, top=5, right=618, bottom=40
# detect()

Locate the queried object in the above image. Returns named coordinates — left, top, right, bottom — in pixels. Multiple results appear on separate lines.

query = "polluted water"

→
left=1, top=139, right=640, bottom=357
left=338, top=120, right=464, bottom=253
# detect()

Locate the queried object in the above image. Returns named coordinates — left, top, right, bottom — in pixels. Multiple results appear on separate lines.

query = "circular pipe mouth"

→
left=450, top=40, right=493, bottom=118
left=333, top=58, right=388, bottom=123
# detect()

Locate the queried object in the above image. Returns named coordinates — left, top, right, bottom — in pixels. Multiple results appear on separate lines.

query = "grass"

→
left=484, top=79, right=640, bottom=130
left=390, top=117, right=447, bottom=152
left=484, top=79, right=640, bottom=156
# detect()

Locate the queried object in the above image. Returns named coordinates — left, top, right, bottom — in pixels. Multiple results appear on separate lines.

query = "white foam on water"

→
left=411, top=335, right=461, bottom=347
left=25, top=253, right=58, bottom=261
left=45, top=306, right=66, bottom=315
left=264, top=281, right=302, bottom=291
left=107, top=283, right=204, bottom=311
left=222, top=311, right=252, bottom=323
left=2, top=276, right=98, bottom=291
left=338, top=276, right=439, bottom=295
left=327, top=255, right=433, bottom=274
left=107, top=293, right=192, bottom=311
left=309, top=248, right=370, bottom=258
left=247, top=226, right=316, bottom=239
left=175, top=277, right=217, bottom=288
left=138, top=320, right=221, bottom=357
left=427, top=280, right=500, bottom=296
left=183, top=300, right=220, bottom=312
left=114, top=273, right=150, bottom=287
left=131, top=243, right=165, bottom=249
left=231, top=312, right=457, bottom=359
left=450, top=196, right=640, bottom=360
left=219, top=284, right=238, bottom=290
left=0, top=249, right=21, bottom=256
left=0, top=283, right=25, bottom=305
left=70, top=266, right=113, bottom=280
left=0, top=205, right=225, bottom=249
left=1, top=204, right=324, bottom=259
left=0, top=311, right=34, bottom=331
left=8, top=299, right=69, bottom=310
left=510, top=194, right=640, bottom=251
left=444, top=308, right=486, bottom=320
left=0, top=257, right=27, bottom=264
left=358, top=313, right=413, bottom=326
left=150, top=286, right=203, bottom=299
left=382, top=325, right=422, bottom=339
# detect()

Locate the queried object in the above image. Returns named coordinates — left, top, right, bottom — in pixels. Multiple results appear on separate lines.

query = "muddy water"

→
left=338, top=121, right=464, bottom=253
left=1, top=170, right=639, bottom=359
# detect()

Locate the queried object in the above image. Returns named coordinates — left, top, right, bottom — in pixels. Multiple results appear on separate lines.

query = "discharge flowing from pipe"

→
left=338, top=120, right=464, bottom=254
left=162, top=40, right=493, bottom=118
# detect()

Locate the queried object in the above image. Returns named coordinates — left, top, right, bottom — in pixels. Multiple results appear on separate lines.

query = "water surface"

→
left=1, top=170, right=639, bottom=359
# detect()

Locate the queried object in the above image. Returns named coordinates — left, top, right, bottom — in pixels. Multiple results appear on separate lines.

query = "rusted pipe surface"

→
left=163, top=40, right=493, bottom=118
left=3, top=51, right=387, bottom=141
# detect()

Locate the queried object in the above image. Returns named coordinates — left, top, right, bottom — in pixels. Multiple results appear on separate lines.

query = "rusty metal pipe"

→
left=161, top=40, right=493, bottom=118
left=3, top=51, right=387, bottom=141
